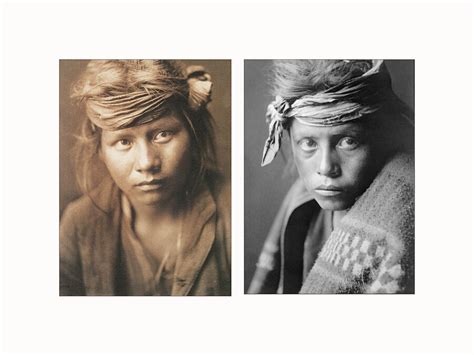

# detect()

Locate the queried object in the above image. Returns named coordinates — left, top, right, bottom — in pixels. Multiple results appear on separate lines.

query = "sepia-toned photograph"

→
left=59, top=60, right=231, bottom=296
left=245, top=60, right=415, bottom=294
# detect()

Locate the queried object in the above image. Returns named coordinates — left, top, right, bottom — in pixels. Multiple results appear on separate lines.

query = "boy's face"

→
left=290, top=119, right=384, bottom=211
left=99, top=114, right=192, bottom=209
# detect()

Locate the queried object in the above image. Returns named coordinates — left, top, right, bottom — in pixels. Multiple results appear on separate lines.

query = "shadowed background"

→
left=244, top=60, right=414, bottom=291
left=60, top=60, right=231, bottom=216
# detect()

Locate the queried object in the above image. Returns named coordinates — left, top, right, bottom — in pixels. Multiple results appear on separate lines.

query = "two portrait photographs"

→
left=60, top=59, right=415, bottom=295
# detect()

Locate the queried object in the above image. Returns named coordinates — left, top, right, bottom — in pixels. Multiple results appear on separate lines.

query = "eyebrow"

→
left=292, top=124, right=368, bottom=139
left=331, top=126, right=366, bottom=136
left=109, top=117, right=181, bottom=135
left=142, top=117, right=182, bottom=131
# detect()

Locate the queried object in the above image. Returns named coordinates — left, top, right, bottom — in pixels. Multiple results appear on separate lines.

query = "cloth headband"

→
left=261, top=60, right=412, bottom=166
left=85, top=65, right=213, bottom=131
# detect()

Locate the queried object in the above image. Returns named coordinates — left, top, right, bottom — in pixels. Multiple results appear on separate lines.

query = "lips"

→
left=313, top=185, right=344, bottom=197
left=136, top=178, right=166, bottom=192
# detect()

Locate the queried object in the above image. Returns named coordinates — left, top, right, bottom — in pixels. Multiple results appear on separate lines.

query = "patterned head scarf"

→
left=73, top=60, right=213, bottom=131
left=261, top=60, right=413, bottom=166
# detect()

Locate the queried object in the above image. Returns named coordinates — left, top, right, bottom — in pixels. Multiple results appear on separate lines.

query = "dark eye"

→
left=298, top=138, right=317, bottom=152
left=115, top=138, right=132, bottom=151
left=337, top=137, right=359, bottom=150
left=153, top=130, right=174, bottom=143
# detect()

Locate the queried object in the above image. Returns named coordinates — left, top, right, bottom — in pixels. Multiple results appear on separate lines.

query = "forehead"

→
left=290, top=119, right=368, bottom=138
left=101, top=114, right=183, bottom=138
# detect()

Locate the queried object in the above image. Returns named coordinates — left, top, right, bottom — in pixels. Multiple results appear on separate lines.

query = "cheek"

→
left=101, top=150, right=132, bottom=183
left=342, top=148, right=377, bottom=188
left=291, top=139, right=308, bottom=178
left=293, top=153, right=312, bottom=181
left=162, top=135, right=192, bottom=174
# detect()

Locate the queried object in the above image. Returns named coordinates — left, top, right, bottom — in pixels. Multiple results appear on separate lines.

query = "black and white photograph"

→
left=60, top=60, right=231, bottom=296
left=245, top=60, right=415, bottom=294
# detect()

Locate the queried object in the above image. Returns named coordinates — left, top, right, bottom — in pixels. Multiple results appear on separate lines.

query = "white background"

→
left=1, top=1, right=473, bottom=354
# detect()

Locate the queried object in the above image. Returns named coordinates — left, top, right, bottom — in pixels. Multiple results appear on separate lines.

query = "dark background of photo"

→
left=60, top=60, right=231, bottom=215
left=244, top=60, right=415, bottom=291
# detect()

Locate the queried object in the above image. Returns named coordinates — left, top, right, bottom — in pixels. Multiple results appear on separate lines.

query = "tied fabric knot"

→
left=290, top=60, right=387, bottom=126
left=86, top=89, right=179, bottom=130
left=80, top=62, right=213, bottom=131
left=186, top=65, right=213, bottom=111
left=261, top=96, right=291, bottom=167
left=260, top=59, right=412, bottom=166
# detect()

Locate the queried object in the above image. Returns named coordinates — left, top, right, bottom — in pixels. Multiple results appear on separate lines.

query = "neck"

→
left=130, top=196, right=187, bottom=223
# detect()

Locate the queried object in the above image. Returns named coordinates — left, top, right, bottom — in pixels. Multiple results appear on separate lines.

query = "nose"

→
left=135, top=141, right=161, bottom=173
left=316, top=147, right=340, bottom=177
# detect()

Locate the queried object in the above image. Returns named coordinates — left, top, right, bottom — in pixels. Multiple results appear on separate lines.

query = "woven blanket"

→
left=300, top=153, right=415, bottom=294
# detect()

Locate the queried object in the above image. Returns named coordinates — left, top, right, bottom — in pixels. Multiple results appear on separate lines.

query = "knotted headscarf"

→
left=261, top=60, right=413, bottom=166
left=73, top=60, right=213, bottom=131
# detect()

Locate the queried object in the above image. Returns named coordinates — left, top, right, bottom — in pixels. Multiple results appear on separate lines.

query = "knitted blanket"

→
left=300, top=153, right=415, bottom=294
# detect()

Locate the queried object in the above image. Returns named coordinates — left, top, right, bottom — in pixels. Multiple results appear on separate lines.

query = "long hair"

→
left=71, top=60, right=218, bottom=201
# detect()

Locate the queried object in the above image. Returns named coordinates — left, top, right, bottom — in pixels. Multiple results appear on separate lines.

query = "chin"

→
left=135, top=191, right=169, bottom=206
left=314, top=196, right=355, bottom=211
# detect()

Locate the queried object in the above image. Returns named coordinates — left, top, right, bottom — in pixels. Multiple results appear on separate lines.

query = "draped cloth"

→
left=248, top=152, right=414, bottom=294
left=300, top=153, right=414, bottom=293
left=78, top=63, right=213, bottom=131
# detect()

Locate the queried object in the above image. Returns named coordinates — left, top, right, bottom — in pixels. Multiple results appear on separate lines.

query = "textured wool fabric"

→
left=248, top=152, right=414, bottom=294
left=300, top=153, right=414, bottom=293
